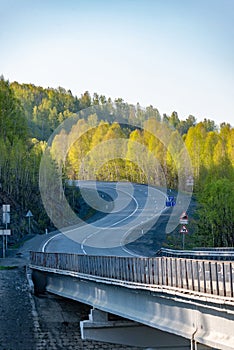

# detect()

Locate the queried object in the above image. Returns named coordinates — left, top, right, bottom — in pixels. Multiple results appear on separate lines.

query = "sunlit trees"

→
left=185, top=123, right=207, bottom=180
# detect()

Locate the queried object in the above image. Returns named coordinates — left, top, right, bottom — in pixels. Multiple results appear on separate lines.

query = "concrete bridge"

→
left=30, top=251, right=234, bottom=350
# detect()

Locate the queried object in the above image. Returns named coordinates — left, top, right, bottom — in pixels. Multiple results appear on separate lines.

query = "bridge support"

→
left=31, top=269, right=47, bottom=295
left=81, top=308, right=191, bottom=349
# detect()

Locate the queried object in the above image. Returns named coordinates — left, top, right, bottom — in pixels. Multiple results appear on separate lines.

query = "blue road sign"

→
left=166, top=196, right=176, bottom=207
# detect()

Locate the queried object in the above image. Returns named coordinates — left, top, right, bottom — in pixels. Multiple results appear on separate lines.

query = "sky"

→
left=1, top=0, right=233, bottom=126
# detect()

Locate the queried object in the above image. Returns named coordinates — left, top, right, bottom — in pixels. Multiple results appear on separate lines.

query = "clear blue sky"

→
left=1, top=0, right=233, bottom=126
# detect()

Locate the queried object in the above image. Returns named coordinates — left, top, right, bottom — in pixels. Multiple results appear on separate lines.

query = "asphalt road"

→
left=43, top=181, right=168, bottom=257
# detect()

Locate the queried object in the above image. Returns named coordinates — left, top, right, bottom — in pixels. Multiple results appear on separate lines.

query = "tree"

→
left=185, top=123, right=207, bottom=180
left=80, top=91, right=91, bottom=109
left=168, top=111, right=180, bottom=129
left=197, top=178, right=234, bottom=246
left=202, top=118, right=217, bottom=132
left=145, top=105, right=161, bottom=122
left=67, top=119, right=93, bottom=179
left=201, top=131, right=219, bottom=169
left=0, top=77, right=28, bottom=143
left=177, top=115, right=196, bottom=135
left=227, top=128, right=234, bottom=166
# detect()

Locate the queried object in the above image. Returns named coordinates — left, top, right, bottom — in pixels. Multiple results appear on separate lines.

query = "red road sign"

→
left=180, top=225, right=188, bottom=233
left=180, top=212, right=188, bottom=224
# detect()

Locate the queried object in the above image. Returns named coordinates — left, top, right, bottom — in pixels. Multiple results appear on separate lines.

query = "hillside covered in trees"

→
left=0, top=76, right=233, bottom=248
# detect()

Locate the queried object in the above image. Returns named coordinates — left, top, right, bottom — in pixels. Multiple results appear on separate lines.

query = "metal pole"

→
left=2, top=235, right=5, bottom=258
left=28, top=216, right=30, bottom=235
left=5, top=221, right=7, bottom=251
left=182, top=232, right=185, bottom=250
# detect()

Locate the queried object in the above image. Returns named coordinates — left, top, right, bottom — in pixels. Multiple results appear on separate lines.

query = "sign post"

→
left=180, top=225, right=188, bottom=249
left=0, top=230, right=11, bottom=258
left=179, top=212, right=189, bottom=250
left=26, top=210, right=33, bottom=235
left=2, top=204, right=10, bottom=257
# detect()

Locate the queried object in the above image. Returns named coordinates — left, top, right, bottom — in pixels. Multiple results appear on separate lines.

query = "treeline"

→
left=0, top=77, right=233, bottom=247
left=10, top=81, right=203, bottom=140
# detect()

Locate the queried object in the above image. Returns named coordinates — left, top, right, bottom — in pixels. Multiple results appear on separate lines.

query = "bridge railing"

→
left=30, top=252, right=234, bottom=298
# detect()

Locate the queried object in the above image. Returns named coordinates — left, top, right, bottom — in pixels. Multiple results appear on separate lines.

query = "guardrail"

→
left=30, top=252, right=234, bottom=298
left=158, top=248, right=234, bottom=260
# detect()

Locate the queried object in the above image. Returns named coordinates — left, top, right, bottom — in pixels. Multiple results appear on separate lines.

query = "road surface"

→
left=43, top=181, right=168, bottom=256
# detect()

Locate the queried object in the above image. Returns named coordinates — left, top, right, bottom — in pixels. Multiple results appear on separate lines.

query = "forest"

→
left=0, top=76, right=233, bottom=248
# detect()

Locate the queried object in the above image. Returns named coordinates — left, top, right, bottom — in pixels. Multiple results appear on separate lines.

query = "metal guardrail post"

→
left=169, top=258, right=173, bottom=287
left=208, top=261, right=213, bottom=295
left=190, top=260, right=195, bottom=291
left=230, top=262, right=233, bottom=298
left=202, top=261, right=206, bottom=294
left=222, top=262, right=226, bottom=297
left=184, top=259, right=189, bottom=290
left=175, top=259, right=178, bottom=288
left=165, top=258, right=168, bottom=286
left=196, top=260, right=200, bottom=293
left=179, top=259, right=183, bottom=289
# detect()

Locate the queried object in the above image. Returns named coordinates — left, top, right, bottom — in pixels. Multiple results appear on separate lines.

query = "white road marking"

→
left=42, top=233, right=62, bottom=252
left=81, top=188, right=139, bottom=254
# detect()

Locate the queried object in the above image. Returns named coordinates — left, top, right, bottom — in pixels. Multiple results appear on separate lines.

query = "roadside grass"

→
left=0, top=265, right=18, bottom=270
left=10, top=241, right=22, bottom=249
left=9, top=234, right=35, bottom=249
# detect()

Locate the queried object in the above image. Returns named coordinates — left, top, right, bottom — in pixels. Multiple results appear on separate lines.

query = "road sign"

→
left=2, top=204, right=10, bottom=224
left=26, top=210, right=33, bottom=235
left=0, top=229, right=11, bottom=236
left=2, top=204, right=10, bottom=212
left=186, top=176, right=194, bottom=186
left=180, top=226, right=188, bottom=234
left=166, top=196, right=176, bottom=207
left=26, top=210, right=33, bottom=217
left=0, top=229, right=11, bottom=258
left=180, top=212, right=188, bottom=224
left=2, top=212, right=10, bottom=224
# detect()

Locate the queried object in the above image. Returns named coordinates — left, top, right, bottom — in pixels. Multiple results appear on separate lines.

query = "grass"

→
left=9, top=234, right=35, bottom=249
left=10, top=241, right=22, bottom=249
left=0, top=265, right=18, bottom=270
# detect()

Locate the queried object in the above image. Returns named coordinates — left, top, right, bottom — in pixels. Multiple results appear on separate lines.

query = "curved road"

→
left=43, top=181, right=167, bottom=257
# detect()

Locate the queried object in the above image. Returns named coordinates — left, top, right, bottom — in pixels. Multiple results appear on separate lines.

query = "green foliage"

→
left=0, top=77, right=51, bottom=240
left=0, top=266, right=17, bottom=270
left=196, top=177, right=234, bottom=246
left=0, top=77, right=233, bottom=248
left=63, top=110, right=233, bottom=247
left=11, top=82, right=79, bottom=140
left=0, top=77, right=28, bottom=143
